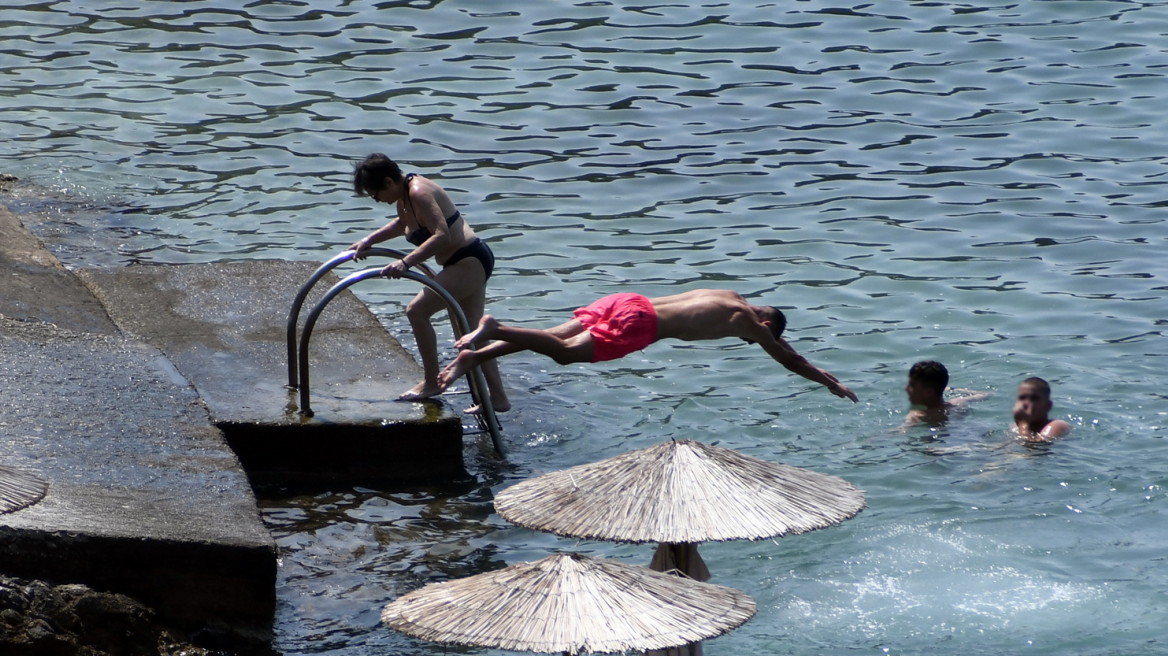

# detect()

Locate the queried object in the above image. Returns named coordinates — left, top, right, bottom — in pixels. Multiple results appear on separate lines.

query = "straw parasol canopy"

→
left=494, top=439, right=865, bottom=544
left=381, top=552, right=756, bottom=655
left=0, top=465, right=48, bottom=515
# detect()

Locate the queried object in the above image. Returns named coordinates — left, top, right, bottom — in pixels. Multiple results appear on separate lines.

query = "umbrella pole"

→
left=648, top=642, right=704, bottom=656
left=647, top=544, right=709, bottom=656
left=650, top=542, right=712, bottom=583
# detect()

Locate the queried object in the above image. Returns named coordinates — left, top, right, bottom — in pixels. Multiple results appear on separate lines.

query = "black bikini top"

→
left=401, top=173, right=462, bottom=246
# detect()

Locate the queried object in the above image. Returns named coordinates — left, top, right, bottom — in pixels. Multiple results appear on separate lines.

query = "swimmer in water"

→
left=900, top=360, right=990, bottom=431
left=436, top=289, right=858, bottom=402
left=1013, top=377, right=1072, bottom=442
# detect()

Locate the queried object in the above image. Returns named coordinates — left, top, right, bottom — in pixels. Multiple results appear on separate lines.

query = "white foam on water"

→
left=759, top=520, right=1115, bottom=650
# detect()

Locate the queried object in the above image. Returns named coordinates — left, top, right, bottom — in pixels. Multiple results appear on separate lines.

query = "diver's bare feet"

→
left=438, top=350, right=477, bottom=390
left=398, top=379, right=443, bottom=401
left=454, top=315, right=499, bottom=349
left=465, top=396, right=511, bottom=415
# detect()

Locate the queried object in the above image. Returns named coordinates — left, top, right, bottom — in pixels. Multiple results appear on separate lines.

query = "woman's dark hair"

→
left=353, top=153, right=403, bottom=196
left=909, top=360, right=949, bottom=395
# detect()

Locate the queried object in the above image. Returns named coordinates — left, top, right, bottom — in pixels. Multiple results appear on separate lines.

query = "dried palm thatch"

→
left=0, top=465, right=48, bottom=514
left=495, top=439, right=864, bottom=544
left=382, top=552, right=755, bottom=655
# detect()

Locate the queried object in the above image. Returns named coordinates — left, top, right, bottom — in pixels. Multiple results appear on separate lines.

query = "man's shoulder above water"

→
left=1016, top=417, right=1073, bottom=442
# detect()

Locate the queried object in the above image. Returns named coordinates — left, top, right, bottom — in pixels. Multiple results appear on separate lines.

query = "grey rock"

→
left=0, top=573, right=233, bottom=656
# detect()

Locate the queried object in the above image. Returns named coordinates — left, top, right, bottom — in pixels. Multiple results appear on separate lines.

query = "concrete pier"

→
left=0, top=207, right=275, bottom=646
left=78, top=260, right=465, bottom=487
left=0, top=202, right=116, bottom=335
left=0, top=203, right=467, bottom=648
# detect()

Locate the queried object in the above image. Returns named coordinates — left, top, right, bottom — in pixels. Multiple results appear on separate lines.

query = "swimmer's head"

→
left=1019, top=377, right=1051, bottom=400
left=764, top=306, right=787, bottom=339
left=748, top=306, right=786, bottom=343
left=1016, top=377, right=1054, bottom=417
left=907, top=360, right=948, bottom=406
left=353, top=154, right=404, bottom=197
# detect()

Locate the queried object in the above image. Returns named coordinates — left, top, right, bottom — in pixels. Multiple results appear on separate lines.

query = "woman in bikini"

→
left=350, top=153, right=509, bottom=414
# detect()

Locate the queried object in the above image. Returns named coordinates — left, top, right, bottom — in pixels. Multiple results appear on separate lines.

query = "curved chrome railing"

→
left=286, top=247, right=436, bottom=388
left=287, top=251, right=503, bottom=455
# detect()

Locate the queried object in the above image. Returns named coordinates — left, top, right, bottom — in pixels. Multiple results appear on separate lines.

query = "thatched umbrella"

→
left=0, top=465, right=48, bottom=515
left=494, top=439, right=865, bottom=545
left=493, top=439, right=865, bottom=656
left=381, top=552, right=755, bottom=655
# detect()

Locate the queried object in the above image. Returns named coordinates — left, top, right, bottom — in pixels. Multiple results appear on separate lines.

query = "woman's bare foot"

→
left=465, top=396, right=511, bottom=416
left=398, top=379, right=443, bottom=401
left=454, top=315, right=499, bottom=349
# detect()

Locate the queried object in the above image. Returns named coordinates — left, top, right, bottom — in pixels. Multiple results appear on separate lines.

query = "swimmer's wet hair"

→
left=353, top=153, right=404, bottom=197
left=1021, top=376, right=1052, bottom=399
left=909, top=360, right=949, bottom=395
left=766, top=306, right=786, bottom=339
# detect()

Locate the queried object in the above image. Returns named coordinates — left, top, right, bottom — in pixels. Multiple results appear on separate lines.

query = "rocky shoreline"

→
left=0, top=574, right=232, bottom=656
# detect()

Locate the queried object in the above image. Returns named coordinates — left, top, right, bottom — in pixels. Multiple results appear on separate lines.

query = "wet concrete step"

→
left=0, top=206, right=275, bottom=647
left=77, top=260, right=465, bottom=487
left=0, top=201, right=117, bottom=335
left=0, top=318, right=276, bottom=647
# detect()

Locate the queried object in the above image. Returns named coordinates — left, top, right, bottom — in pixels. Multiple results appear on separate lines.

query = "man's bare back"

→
left=650, top=289, right=761, bottom=342
left=437, top=289, right=858, bottom=403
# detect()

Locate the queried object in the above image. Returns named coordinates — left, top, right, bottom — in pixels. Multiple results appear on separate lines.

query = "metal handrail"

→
left=297, top=266, right=504, bottom=456
left=285, top=248, right=499, bottom=446
left=286, top=247, right=437, bottom=389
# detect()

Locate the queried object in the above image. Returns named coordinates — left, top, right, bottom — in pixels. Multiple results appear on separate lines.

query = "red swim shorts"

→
left=573, top=293, right=659, bottom=363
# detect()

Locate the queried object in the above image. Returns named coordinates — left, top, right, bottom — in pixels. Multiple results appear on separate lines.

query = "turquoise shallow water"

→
left=2, top=0, right=1167, bottom=654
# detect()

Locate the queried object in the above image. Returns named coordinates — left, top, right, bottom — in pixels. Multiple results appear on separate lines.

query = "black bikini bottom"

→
left=441, top=238, right=494, bottom=280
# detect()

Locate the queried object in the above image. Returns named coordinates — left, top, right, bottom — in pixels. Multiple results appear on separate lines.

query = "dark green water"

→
left=2, top=1, right=1167, bottom=653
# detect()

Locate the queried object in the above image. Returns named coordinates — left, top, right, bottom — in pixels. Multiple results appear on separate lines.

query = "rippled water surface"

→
left=3, top=1, right=1167, bottom=654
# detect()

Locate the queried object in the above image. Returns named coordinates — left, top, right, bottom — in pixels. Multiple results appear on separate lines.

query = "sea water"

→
left=1, top=1, right=1166, bottom=654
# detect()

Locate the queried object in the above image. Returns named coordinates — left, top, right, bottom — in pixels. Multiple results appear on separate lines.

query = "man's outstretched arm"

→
left=948, top=388, right=991, bottom=407
left=769, top=339, right=858, bottom=402
left=734, top=312, right=858, bottom=402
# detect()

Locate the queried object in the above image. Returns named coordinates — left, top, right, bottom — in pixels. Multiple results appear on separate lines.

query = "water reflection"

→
left=260, top=480, right=511, bottom=653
